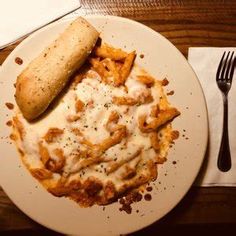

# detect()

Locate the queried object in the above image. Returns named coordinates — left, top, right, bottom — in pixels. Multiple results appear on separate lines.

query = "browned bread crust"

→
left=15, top=17, right=99, bottom=121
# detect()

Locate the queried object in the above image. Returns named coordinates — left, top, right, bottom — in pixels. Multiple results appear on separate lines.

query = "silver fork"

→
left=216, top=51, right=236, bottom=172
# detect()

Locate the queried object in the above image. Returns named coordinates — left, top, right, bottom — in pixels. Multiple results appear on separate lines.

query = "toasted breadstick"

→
left=15, top=17, right=99, bottom=120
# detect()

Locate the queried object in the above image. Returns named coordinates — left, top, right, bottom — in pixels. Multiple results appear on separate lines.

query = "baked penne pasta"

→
left=12, top=37, right=180, bottom=209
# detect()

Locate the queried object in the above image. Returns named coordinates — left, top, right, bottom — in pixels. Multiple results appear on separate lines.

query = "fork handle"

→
left=217, top=95, right=231, bottom=172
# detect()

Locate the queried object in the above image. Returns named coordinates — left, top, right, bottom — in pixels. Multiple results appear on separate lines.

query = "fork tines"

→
left=216, top=51, right=236, bottom=82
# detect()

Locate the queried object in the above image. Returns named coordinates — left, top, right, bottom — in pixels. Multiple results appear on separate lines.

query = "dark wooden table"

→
left=1, top=0, right=236, bottom=234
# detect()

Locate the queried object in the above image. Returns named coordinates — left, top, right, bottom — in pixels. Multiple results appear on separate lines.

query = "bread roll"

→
left=15, top=17, right=99, bottom=121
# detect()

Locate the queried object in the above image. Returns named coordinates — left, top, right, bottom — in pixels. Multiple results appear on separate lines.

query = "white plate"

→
left=0, top=15, right=208, bottom=235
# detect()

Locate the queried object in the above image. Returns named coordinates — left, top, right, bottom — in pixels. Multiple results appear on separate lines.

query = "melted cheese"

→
left=14, top=66, right=172, bottom=191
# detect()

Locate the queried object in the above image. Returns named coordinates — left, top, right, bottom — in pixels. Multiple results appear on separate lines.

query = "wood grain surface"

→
left=1, top=0, right=236, bottom=234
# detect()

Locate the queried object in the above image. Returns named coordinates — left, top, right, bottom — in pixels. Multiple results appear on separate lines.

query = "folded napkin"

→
left=188, top=47, right=236, bottom=186
left=0, top=0, right=81, bottom=49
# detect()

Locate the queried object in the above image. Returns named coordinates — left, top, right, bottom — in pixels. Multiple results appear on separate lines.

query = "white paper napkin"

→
left=0, top=0, right=81, bottom=49
left=188, top=47, right=236, bottom=186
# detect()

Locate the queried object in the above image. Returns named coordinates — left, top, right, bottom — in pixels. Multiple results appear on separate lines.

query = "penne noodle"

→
left=106, top=148, right=141, bottom=174
left=98, top=126, right=127, bottom=154
left=112, top=96, right=137, bottom=106
left=89, top=58, right=110, bottom=83
left=43, top=128, right=64, bottom=143
left=136, top=75, right=155, bottom=87
left=102, top=58, right=121, bottom=86
left=118, top=51, right=136, bottom=85
left=138, top=108, right=180, bottom=133
left=94, top=43, right=128, bottom=61
left=30, top=168, right=52, bottom=180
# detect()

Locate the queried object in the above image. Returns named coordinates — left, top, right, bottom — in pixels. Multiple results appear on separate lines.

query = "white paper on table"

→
left=0, top=0, right=81, bottom=49
left=188, top=47, right=236, bottom=186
